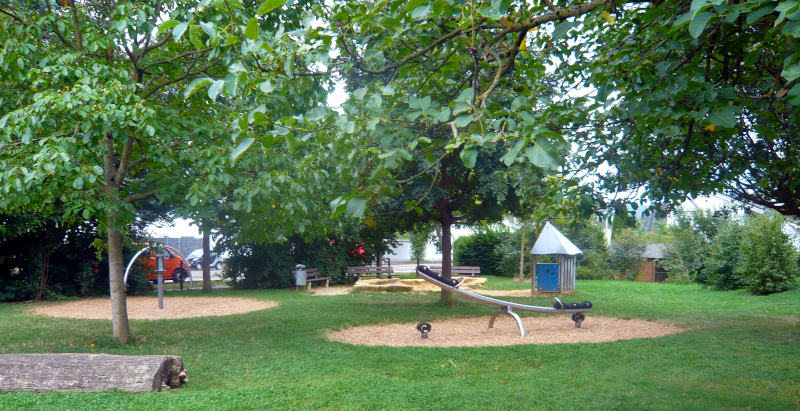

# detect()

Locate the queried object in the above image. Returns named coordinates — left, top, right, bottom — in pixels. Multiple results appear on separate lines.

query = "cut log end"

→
left=0, top=354, right=188, bottom=393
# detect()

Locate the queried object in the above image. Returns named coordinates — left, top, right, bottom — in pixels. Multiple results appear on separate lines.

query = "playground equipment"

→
left=416, top=265, right=592, bottom=337
left=531, top=221, right=582, bottom=293
left=416, top=322, right=431, bottom=339
left=123, top=246, right=193, bottom=288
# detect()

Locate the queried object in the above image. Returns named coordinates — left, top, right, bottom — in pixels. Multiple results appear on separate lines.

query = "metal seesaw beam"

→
left=416, top=267, right=591, bottom=337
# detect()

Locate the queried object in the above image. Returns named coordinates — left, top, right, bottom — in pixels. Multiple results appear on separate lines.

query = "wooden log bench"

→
left=429, top=265, right=481, bottom=277
left=292, top=268, right=331, bottom=291
left=347, top=266, right=396, bottom=281
left=0, top=354, right=187, bottom=393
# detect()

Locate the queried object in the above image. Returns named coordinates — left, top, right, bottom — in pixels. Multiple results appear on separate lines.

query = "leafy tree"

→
left=736, top=212, right=800, bottom=295
left=409, top=225, right=434, bottom=262
left=609, top=228, right=648, bottom=280
left=661, top=213, right=706, bottom=284
left=185, top=0, right=800, bottom=294
left=0, top=0, right=280, bottom=342
left=554, top=0, right=800, bottom=217
left=704, top=219, right=743, bottom=291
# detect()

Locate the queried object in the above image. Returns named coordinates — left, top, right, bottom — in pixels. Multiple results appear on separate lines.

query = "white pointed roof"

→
left=530, top=222, right=583, bottom=255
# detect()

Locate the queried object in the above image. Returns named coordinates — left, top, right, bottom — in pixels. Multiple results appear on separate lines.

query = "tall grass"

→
left=1, top=279, right=798, bottom=410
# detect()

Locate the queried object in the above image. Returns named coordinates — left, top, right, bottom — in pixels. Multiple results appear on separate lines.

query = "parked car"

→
left=186, top=248, right=224, bottom=270
left=142, top=248, right=190, bottom=283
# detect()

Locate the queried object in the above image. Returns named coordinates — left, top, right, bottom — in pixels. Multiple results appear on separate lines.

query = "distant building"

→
left=635, top=243, right=668, bottom=282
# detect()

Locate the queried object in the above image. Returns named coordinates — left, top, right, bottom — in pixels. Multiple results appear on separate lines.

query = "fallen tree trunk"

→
left=0, top=354, right=187, bottom=393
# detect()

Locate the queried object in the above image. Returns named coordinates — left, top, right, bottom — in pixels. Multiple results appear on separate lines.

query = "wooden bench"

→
left=347, top=266, right=396, bottom=281
left=429, top=265, right=481, bottom=277
left=292, top=268, right=331, bottom=291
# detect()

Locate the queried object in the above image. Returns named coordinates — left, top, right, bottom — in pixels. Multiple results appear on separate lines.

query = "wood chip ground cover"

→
left=328, top=316, right=684, bottom=347
left=33, top=297, right=277, bottom=320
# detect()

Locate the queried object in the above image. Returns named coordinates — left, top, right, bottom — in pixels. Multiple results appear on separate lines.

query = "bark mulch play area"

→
left=33, top=297, right=277, bottom=320
left=328, top=316, right=684, bottom=347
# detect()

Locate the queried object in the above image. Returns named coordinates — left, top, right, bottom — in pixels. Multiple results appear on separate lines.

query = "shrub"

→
left=703, top=221, right=743, bottom=291
left=609, top=228, right=647, bottom=280
left=662, top=225, right=705, bottom=284
left=223, top=234, right=381, bottom=289
left=736, top=212, right=800, bottom=295
left=453, top=230, right=513, bottom=276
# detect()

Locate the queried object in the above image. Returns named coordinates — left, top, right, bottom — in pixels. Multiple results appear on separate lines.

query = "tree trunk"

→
left=0, top=354, right=187, bottom=393
left=202, top=225, right=211, bottom=292
left=107, top=220, right=131, bottom=344
left=33, top=220, right=58, bottom=301
left=440, top=221, right=452, bottom=304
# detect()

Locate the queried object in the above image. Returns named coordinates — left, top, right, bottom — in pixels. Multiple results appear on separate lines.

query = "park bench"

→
left=292, top=268, right=331, bottom=291
left=429, top=265, right=481, bottom=277
left=347, top=266, right=396, bottom=281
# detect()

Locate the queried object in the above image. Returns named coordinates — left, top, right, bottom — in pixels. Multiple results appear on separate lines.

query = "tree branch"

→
left=123, top=188, right=158, bottom=204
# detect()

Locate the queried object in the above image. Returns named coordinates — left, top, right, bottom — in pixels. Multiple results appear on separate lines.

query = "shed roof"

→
left=642, top=243, right=667, bottom=259
left=530, top=222, right=583, bottom=255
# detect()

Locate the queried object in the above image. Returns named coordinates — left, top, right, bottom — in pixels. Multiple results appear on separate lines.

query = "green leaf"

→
left=346, top=197, right=368, bottom=218
left=552, top=21, right=577, bottom=40
left=460, top=149, right=478, bottom=169
left=259, top=80, right=274, bottom=93
left=208, top=80, right=225, bottom=100
left=453, top=102, right=471, bottom=115
left=284, top=56, right=294, bottom=78
left=501, top=139, right=526, bottom=166
left=454, top=114, right=473, bottom=127
left=708, top=107, right=736, bottom=128
left=411, top=3, right=431, bottom=19
left=245, top=18, right=259, bottom=40
left=526, top=137, right=562, bottom=169
left=406, top=0, right=426, bottom=12
left=787, top=84, right=800, bottom=106
left=72, top=177, right=84, bottom=190
left=330, top=197, right=347, bottom=217
left=455, top=88, right=474, bottom=103
left=231, top=137, right=255, bottom=162
left=184, top=78, right=212, bottom=98
left=689, top=12, right=714, bottom=38
left=258, top=0, right=286, bottom=15
left=284, top=134, right=296, bottom=153
left=782, top=62, right=800, bottom=81
left=158, top=20, right=180, bottom=34
left=306, top=107, right=330, bottom=122
left=746, top=3, right=777, bottom=25
left=173, top=22, right=189, bottom=41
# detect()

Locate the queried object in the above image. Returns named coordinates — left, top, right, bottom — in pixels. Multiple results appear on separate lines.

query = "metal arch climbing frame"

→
left=416, top=266, right=591, bottom=337
left=123, top=246, right=193, bottom=287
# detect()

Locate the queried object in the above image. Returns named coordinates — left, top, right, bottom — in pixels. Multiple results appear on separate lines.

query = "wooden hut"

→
left=635, top=243, right=668, bottom=282
left=530, top=222, right=582, bottom=293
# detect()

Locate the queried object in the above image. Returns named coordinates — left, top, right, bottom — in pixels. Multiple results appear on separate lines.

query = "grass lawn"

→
left=1, top=278, right=798, bottom=410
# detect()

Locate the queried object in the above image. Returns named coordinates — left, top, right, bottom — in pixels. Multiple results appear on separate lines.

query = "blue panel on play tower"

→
left=536, top=263, right=559, bottom=292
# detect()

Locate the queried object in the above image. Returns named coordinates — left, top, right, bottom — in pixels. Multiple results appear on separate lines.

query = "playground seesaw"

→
left=416, top=265, right=593, bottom=337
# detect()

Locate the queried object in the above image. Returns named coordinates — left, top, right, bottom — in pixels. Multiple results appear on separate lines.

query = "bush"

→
left=553, top=220, right=611, bottom=279
left=703, top=221, right=743, bottom=291
left=453, top=230, right=512, bottom=276
left=736, top=212, right=800, bottom=295
left=609, top=228, right=647, bottom=280
left=661, top=223, right=705, bottom=284
left=223, top=233, right=383, bottom=289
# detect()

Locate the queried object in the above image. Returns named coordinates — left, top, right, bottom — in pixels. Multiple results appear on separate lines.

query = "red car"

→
left=142, top=248, right=190, bottom=283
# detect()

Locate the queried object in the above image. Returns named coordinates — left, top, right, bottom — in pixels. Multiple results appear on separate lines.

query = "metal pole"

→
left=158, top=272, right=164, bottom=309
